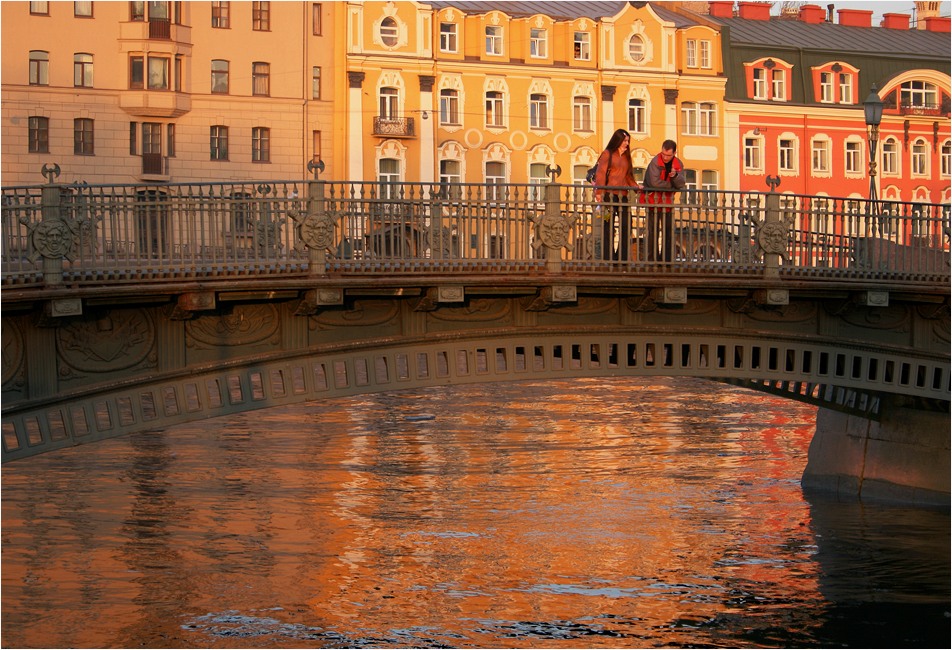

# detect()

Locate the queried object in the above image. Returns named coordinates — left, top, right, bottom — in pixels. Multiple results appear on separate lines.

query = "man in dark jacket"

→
left=642, top=139, right=686, bottom=262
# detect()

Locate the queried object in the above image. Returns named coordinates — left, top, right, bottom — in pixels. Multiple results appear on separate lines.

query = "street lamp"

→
left=864, top=84, right=884, bottom=204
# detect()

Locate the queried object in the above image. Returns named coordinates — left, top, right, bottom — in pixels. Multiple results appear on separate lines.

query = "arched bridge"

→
left=2, top=173, right=949, bottom=502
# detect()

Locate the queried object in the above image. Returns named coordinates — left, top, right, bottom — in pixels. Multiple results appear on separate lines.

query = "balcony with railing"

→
left=373, top=116, right=416, bottom=138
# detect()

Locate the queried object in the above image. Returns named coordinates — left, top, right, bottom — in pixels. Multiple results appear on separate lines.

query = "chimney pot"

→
left=708, top=1, right=735, bottom=18
left=924, top=16, right=951, bottom=32
left=881, top=13, right=910, bottom=29
left=798, top=4, right=826, bottom=23
left=737, top=1, right=771, bottom=21
left=837, top=8, right=873, bottom=27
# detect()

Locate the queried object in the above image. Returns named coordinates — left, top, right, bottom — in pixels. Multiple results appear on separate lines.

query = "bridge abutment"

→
left=802, top=401, right=950, bottom=507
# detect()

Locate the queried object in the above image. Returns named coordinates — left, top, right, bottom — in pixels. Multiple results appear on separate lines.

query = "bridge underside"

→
left=3, top=282, right=949, bottom=462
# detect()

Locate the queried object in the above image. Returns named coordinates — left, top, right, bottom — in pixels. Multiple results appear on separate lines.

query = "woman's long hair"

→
left=604, top=128, right=633, bottom=167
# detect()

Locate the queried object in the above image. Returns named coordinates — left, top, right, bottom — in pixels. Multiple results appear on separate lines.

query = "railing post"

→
left=36, top=164, right=68, bottom=286
left=761, top=175, right=785, bottom=278
left=532, top=165, right=572, bottom=273
left=306, top=178, right=327, bottom=274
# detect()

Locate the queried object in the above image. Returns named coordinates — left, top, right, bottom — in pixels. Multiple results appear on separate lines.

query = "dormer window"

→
left=574, top=32, right=590, bottom=61
left=485, top=25, right=503, bottom=56
left=811, top=62, right=858, bottom=105
left=747, top=58, right=791, bottom=102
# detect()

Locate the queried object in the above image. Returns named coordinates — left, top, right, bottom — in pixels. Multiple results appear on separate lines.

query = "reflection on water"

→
left=2, top=377, right=948, bottom=648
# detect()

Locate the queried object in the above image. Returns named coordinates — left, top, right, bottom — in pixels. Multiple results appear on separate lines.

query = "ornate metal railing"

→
left=2, top=167, right=949, bottom=289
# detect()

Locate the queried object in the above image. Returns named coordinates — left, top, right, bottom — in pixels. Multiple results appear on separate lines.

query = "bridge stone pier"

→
left=1, top=175, right=949, bottom=506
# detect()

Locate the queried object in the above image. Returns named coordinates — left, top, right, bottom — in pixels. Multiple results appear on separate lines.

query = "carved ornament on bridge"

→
left=530, top=211, right=576, bottom=251
left=56, top=311, right=155, bottom=374
left=186, top=304, right=279, bottom=348
left=23, top=219, right=79, bottom=262
left=292, top=210, right=339, bottom=252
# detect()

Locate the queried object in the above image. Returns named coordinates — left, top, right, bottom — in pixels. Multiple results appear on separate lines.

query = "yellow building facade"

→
left=343, top=1, right=727, bottom=190
left=1, top=1, right=726, bottom=190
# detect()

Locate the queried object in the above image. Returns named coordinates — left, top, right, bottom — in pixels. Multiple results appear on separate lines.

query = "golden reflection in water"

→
left=2, top=377, right=887, bottom=649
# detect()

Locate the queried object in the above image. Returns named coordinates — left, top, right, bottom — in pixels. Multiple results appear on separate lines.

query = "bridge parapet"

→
left=2, top=169, right=949, bottom=290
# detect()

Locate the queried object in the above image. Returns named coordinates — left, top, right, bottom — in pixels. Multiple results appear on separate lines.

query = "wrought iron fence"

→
left=2, top=177, right=949, bottom=288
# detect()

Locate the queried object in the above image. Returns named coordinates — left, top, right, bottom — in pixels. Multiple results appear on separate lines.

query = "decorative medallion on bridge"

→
left=530, top=210, right=575, bottom=251
left=292, top=209, right=339, bottom=251
left=1, top=318, right=24, bottom=388
left=22, top=218, right=80, bottom=262
left=186, top=304, right=279, bottom=347
left=56, top=310, right=155, bottom=373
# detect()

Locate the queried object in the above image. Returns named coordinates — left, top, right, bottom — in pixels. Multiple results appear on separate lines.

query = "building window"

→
left=252, top=127, right=270, bottom=162
left=530, top=28, right=546, bottom=58
left=130, top=1, right=144, bottom=20
left=312, top=67, right=321, bottom=99
left=686, top=40, right=697, bottom=68
left=29, top=116, right=49, bottom=153
left=440, top=159, right=462, bottom=185
left=900, top=80, right=938, bottom=110
left=378, top=159, right=400, bottom=201
left=882, top=138, right=899, bottom=175
left=211, top=60, right=229, bottom=94
left=779, top=139, right=796, bottom=172
left=820, top=72, right=833, bottom=103
left=174, top=55, right=182, bottom=91
left=380, top=17, right=398, bottom=47
left=529, top=93, right=549, bottom=129
left=529, top=163, right=548, bottom=201
left=911, top=139, right=928, bottom=175
left=628, top=35, right=645, bottom=62
left=701, top=170, right=718, bottom=192
left=485, top=161, right=506, bottom=205
left=252, top=1, right=269, bottom=31
left=74, top=53, right=93, bottom=87
left=210, top=126, right=228, bottom=160
left=811, top=139, right=830, bottom=173
left=627, top=99, right=645, bottom=133
left=379, top=87, right=398, bottom=119
left=129, top=122, right=137, bottom=154
left=74, top=1, right=92, bottom=17
left=485, top=90, right=504, bottom=127
left=252, top=62, right=270, bottom=96
left=771, top=69, right=785, bottom=101
left=700, top=41, right=711, bottom=68
left=573, top=96, right=592, bottom=132
left=744, top=137, right=762, bottom=171
left=941, top=141, right=951, bottom=177
left=574, top=32, right=590, bottom=61
left=845, top=141, right=862, bottom=174
left=130, top=56, right=144, bottom=88
left=838, top=73, right=852, bottom=104
left=166, top=123, right=175, bottom=157
left=74, top=118, right=94, bottom=155
left=752, top=68, right=767, bottom=100
left=212, top=1, right=229, bottom=28
left=312, top=3, right=321, bottom=35
left=439, top=88, right=459, bottom=125
left=148, top=56, right=169, bottom=89
left=681, top=102, right=715, bottom=136
left=29, top=51, right=49, bottom=85
left=485, top=26, right=502, bottom=55
left=30, top=2, right=49, bottom=15
left=440, top=22, right=457, bottom=52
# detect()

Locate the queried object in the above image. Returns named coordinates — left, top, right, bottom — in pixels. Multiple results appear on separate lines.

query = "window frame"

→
left=529, top=93, right=549, bottom=130
left=485, top=25, right=503, bottom=56
left=811, top=138, right=830, bottom=174
left=439, top=88, right=460, bottom=125
left=210, top=125, right=229, bottom=161
left=530, top=28, right=547, bottom=58
left=74, top=52, right=94, bottom=88
left=574, top=31, right=591, bottom=61
left=29, top=51, right=49, bottom=86
left=380, top=17, right=398, bottom=47
left=74, top=117, right=95, bottom=155
left=29, top=116, right=50, bottom=153
left=252, top=126, right=270, bottom=163
left=844, top=140, right=862, bottom=174
left=439, top=22, right=457, bottom=53
left=627, top=98, right=645, bottom=134
left=485, top=90, right=504, bottom=128
left=212, top=0, right=230, bottom=28
left=572, top=95, right=592, bottom=132
left=911, top=139, right=929, bottom=176
left=252, top=61, right=270, bottom=96
left=252, top=0, right=270, bottom=31
left=744, top=137, right=762, bottom=172
left=211, top=59, right=229, bottom=94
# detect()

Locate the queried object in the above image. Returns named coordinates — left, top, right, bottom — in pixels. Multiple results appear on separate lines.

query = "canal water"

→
left=2, top=377, right=948, bottom=649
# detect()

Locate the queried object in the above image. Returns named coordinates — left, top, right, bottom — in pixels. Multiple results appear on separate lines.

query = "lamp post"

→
left=864, top=84, right=884, bottom=204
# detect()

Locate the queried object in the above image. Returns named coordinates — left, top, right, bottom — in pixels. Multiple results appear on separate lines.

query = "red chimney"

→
left=837, top=8, right=873, bottom=27
left=924, top=16, right=951, bottom=32
left=737, top=1, right=771, bottom=21
left=798, top=4, right=826, bottom=24
left=708, top=1, right=735, bottom=18
left=881, top=13, right=910, bottom=29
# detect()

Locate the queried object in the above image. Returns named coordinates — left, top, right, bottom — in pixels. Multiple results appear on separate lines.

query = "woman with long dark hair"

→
left=593, top=128, right=640, bottom=261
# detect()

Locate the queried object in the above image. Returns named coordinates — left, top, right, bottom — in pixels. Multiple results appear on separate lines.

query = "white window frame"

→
left=628, top=34, right=645, bottom=62
left=820, top=72, right=833, bottom=103
left=844, top=140, right=862, bottom=174
left=771, top=69, right=785, bottom=101
left=485, top=90, right=504, bottom=128
left=572, top=96, right=592, bottom=132
left=529, top=162, right=548, bottom=201
left=440, top=88, right=459, bottom=125
left=485, top=26, right=503, bottom=56
left=811, top=138, right=830, bottom=174
left=379, top=87, right=399, bottom=119
left=439, top=22, right=457, bottom=53
left=941, top=141, right=951, bottom=178
left=911, top=139, right=929, bottom=176
left=838, top=72, right=852, bottom=104
left=881, top=138, right=900, bottom=176
left=752, top=68, right=767, bottom=100
left=530, top=28, right=546, bottom=58
left=901, top=80, right=938, bottom=109
left=779, top=139, right=796, bottom=173
left=529, top=93, right=549, bottom=129
left=686, top=40, right=697, bottom=68
left=699, top=40, right=711, bottom=68
left=574, top=32, right=590, bottom=61
left=627, top=98, right=645, bottom=134
left=379, top=17, right=398, bottom=47
left=744, top=137, right=763, bottom=172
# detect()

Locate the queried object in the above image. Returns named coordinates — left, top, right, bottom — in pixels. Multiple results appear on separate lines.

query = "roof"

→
left=422, top=1, right=701, bottom=25
left=709, top=15, right=951, bottom=59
